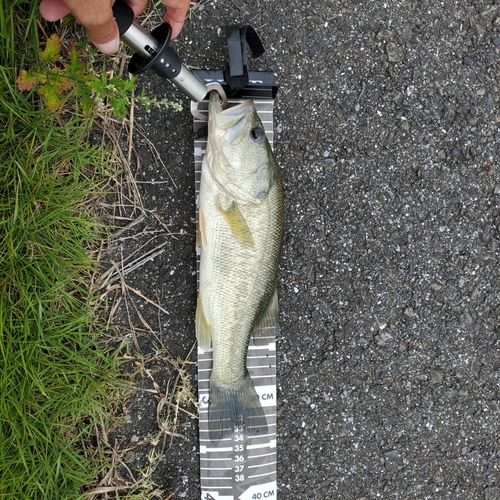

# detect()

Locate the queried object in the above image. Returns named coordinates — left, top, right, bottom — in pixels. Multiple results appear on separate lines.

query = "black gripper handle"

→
left=112, top=0, right=134, bottom=36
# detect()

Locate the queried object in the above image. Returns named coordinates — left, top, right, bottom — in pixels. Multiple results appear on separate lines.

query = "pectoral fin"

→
left=195, top=296, right=212, bottom=350
left=251, top=289, right=279, bottom=346
left=216, top=200, right=254, bottom=247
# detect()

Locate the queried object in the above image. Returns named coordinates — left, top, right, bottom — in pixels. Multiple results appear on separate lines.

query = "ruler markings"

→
left=247, top=451, right=277, bottom=459
left=200, top=476, right=235, bottom=481
left=199, top=430, right=276, bottom=439
left=200, top=446, right=233, bottom=453
left=249, top=472, right=276, bottom=480
left=248, top=461, right=277, bottom=469
left=200, top=467, right=233, bottom=471
left=246, top=442, right=276, bottom=451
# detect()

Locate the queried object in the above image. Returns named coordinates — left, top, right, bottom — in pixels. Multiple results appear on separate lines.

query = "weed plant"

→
left=0, top=1, right=123, bottom=498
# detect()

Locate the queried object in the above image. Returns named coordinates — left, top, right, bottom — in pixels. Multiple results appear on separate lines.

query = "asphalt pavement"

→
left=108, top=0, right=500, bottom=498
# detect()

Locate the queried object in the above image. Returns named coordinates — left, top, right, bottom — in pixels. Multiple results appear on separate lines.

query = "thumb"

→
left=162, top=0, right=190, bottom=39
left=40, top=0, right=120, bottom=53
left=85, top=15, right=120, bottom=54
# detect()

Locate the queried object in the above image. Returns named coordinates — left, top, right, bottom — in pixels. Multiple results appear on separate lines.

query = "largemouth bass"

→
left=196, top=91, right=284, bottom=440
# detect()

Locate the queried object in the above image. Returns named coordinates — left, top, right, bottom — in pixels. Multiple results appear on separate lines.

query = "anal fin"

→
left=251, top=289, right=279, bottom=346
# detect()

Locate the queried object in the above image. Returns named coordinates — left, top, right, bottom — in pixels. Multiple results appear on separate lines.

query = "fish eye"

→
left=250, top=127, right=264, bottom=141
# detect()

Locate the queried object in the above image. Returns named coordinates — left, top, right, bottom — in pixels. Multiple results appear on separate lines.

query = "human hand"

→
left=39, top=0, right=191, bottom=54
left=162, top=0, right=192, bottom=41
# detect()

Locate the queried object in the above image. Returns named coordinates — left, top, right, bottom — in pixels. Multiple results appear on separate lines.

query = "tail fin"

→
left=208, top=374, right=268, bottom=441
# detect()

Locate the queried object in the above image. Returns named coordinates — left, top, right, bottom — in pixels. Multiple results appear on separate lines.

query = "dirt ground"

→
left=104, top=0, right=500, bottom=498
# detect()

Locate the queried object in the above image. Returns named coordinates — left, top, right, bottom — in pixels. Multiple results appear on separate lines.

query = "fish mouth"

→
left=207, top=92, right=259, bottom=152
left=220, top=99, right=253, bottom=114
left=215, top=100, right=254, bottom=132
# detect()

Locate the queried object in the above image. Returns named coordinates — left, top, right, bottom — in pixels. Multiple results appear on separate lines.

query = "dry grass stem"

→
left=126, top=284, right=170, bottom=316
left=134, top=125, right=178, bottom=189
left=97, top=242, right=169, bottom=290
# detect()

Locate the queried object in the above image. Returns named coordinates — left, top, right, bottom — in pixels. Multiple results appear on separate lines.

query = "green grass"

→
left=0, top=1, right=123, bottom=498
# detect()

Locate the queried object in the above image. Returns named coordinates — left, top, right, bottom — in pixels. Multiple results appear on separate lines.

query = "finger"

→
left=39, top=0, right=70, bottom=21
left=126, top=0, right=149, bottom=17
left=86, top=17, right=120, bottom=54
left=162, top=0, right=190, bottom=39
left=91, top=0, right=147, bottom=51
left=49, top=0, right=120, bottom=53
left=75, top=2, right=119, bottom=53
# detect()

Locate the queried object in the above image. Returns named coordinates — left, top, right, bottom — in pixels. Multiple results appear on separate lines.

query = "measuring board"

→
left=194, top=96, right=278, bottom=500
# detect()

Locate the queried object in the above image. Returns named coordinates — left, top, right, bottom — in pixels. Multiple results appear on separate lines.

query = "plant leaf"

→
left=17, top=69, right=38, bottom=91
left=88, top=76, right=107, bottom=97
left=80, top=92, right=94, bottom=116
left=57, top=77, right=74, bottom=92
left=48, top=69, right=74, bottom=92
left=40, top=34, right=62, bottom=62
left=109, top=95, right=128, bottom=119
left=67, top=43, right=85, bottom=71
left=38, top=83, right=62, bottom=111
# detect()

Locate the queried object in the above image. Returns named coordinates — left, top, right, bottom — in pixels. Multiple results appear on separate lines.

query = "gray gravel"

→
left=107, top=0, right=500, bottom=498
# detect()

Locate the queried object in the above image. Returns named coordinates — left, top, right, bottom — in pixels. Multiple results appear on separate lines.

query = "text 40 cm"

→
left=252, top=491, right=275, bottom=499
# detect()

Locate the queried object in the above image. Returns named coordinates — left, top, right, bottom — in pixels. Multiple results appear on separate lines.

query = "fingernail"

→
left=96, top=38, right=119, bottom=54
